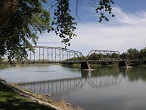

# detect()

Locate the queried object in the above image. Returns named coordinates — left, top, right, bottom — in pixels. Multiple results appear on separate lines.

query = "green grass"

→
left=0, top=82, right=55, bottom=110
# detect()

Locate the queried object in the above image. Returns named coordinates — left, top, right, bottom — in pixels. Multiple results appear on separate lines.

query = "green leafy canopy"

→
left=0, top=0, right=51, bottom=61
left=0, top=0, right=114, bottom=61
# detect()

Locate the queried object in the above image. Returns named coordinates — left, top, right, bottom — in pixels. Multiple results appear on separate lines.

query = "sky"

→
left=37, top=0, right=146, bottom=55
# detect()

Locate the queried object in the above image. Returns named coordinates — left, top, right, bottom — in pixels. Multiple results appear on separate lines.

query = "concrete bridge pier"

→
left=119, top=61, right=128, bottom=67
left=81, top=62, right=90, bottom=70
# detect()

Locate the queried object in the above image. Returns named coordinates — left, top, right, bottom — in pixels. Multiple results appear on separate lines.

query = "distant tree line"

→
left=89, top=47, right=146, bottom=61
left=121, top=47, right=146, bottom=60
left=65, top=47, right=146, bottom=61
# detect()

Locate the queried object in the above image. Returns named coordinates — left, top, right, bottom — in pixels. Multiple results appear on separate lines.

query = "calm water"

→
left=1, top=64, right=146, bottom=110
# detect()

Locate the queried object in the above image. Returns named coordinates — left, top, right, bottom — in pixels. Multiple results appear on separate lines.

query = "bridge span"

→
left=1, top=46, right=138, bottom=67
left=2, top=46, right=121, bottom=62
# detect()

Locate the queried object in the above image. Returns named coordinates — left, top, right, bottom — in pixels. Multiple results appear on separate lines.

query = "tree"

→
left=0, top=0, right=51, bottom=62
left=140, top=47, right=146, bottom=60
left=97, top=53, right=104, bottom=60
left=0, top=0, right=18, bottom=28
left=127, top=48, right=140, bottom=60
left=104, top=53, right=111, bottom=59
left=0, top=0, right=115, bottom=61
left=111, top=53, right=120, bottom=59
left=88, top=53, right=98, bottom=60
left=120, top=52, right=129, bottom=60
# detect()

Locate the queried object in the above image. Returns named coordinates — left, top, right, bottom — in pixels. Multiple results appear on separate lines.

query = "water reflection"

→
left=119, top=66, right=146, bottom=82
left=2, top=65, right=146, bottom=110
left=16, top=66, right=146, bottom=97
left=17, top=68, right=123, bottom=97
left=17, top=77, right=86, bottom=96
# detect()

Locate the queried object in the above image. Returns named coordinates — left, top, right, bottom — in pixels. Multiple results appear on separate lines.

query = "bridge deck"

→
left=1, top=59, right=144, bottom=64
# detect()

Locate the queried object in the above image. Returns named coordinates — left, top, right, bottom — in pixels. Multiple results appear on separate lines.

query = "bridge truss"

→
left=1, top=46, right=124, bottom=64
left=87, top=50, right=121, bottom=61
left=26, top=46, right=84, bottom=63
left=88, top=50, right=120, bottom=55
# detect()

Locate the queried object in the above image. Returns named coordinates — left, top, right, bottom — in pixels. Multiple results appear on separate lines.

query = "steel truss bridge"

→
left=25, top=46, right=84, bottom=63
left=16, top=72, right=123, bottom=97
left=2, top=46, right=124, bottom=63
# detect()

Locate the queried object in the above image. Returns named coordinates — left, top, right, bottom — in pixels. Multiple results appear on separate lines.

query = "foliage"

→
left=120, top=47, right=146, bottom=61
left=140, top=47, right=146, bottom=59
left=88, top=52, right=120, bottom=60
left=0, top=0, right=114, bottom=60
left=95, top=0, right=115, bottom=22
left=127, top=48, right=140, bottom=60
left=0, top=0, right=115, bottom=61
left=120, top=52, right=128, bottom=60
left=52, top=0, right=77, bottom=47
left=0, top=0, right=17, bottom=28
left=0, top=0, right=51, bottom=62
left=111, top=53, right=120, bottom=59
left=88, top=53, right=103, bottom=60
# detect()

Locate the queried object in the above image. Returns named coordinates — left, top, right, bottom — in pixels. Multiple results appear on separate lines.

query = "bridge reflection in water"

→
left=17, top=71, right=123, bottom=97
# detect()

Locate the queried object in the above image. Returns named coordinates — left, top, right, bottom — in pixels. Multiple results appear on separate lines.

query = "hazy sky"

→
left=38, top=0, right=146, bottom=55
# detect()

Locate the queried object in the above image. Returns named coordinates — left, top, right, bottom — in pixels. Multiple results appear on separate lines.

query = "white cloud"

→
left=37, top=7, right=146, bottom=56
left=37, top=32, right=64, bottom=47
left=112, top=7, right=146, bottom=26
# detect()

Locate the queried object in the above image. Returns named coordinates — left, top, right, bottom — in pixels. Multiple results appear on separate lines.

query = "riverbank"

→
left=0, top=79, right=83, bottom=110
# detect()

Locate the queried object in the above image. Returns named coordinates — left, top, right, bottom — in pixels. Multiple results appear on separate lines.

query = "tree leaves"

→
left=0, top=0, right=51, bottom=61
left=0, top=0, right=115, bottom=61
left=53, top=0, right=77, bottom=46
left=95, top=0, right=115, bottom=22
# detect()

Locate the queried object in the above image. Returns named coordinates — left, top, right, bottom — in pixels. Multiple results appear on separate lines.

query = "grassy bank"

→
left=0, top=80, right=84, bottom=110
left=0, top=81, right=56, bottom=110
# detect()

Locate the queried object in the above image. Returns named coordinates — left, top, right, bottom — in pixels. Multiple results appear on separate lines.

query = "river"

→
left=1, top=64, right=146, bottom=110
